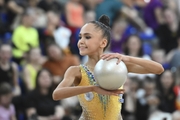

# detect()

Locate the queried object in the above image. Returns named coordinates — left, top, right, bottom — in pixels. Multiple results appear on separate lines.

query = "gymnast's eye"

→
left=78, top=36, right=82, bottom=40
left=86, top=36, right=91, bottom=39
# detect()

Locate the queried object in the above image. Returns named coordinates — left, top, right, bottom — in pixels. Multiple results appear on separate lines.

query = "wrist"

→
left=123, top=55, right=130, bottom=62
left=91, top=85, right=97, bottom=92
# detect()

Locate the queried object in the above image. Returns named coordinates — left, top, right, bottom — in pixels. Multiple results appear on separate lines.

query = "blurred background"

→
left=0, top=0, right=180, bottom=120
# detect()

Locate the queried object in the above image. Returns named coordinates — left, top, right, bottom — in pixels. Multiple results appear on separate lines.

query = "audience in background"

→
left=26, top=0, right=47, bottom=29
left=0, top=83, right=17, bottom=120
left=152, top=49, right=170, bottom=69
left=65, top=0, right=84, bottom=29
left=12, top=11, right=39, bottom=65
left=143, top=0, right=164, bottom=33
left=157, top=8, right=180, bottom=54
left=37, top=0, right=62, bottom=14
left=109, top=18, right=128, bottom=53
left=157, top=70, right=176, bottom=113
left=42, top=43, right=80, bottom=86
left=22, top=47, right=45, bottom=92
left=25, top=69, right=65, bottom=120
left=124, top=34, right=155, bottom=80
left=0, top=44, right=21, bottom=96
left=136, top=78, right=159, bottom=120
left=121, top=77, right=138, bottom=120
left=0, top=0, right=180, bottom=119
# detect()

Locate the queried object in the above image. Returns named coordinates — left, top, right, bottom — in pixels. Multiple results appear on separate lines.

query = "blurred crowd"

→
left=0, top=0, right=180, bottom=120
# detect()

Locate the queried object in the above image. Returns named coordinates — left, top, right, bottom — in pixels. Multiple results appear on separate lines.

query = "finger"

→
left=105, top=55, right=117, bottom=61
left=100, top=53, right=111, bottom=57
left=101, top=54, right=111, bottom=60
left=103, top=90, right=119, bottom=96
left=116, top=57, right=122, bottom=64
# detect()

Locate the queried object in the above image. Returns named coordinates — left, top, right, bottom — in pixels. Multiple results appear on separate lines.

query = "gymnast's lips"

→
left=79, top=46, right=88, bottom=51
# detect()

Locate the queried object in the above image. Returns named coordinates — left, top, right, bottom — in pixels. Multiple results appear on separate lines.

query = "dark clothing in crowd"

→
left=25, top=89, right=59, bottom=116
left=0, top=63, right=14, bottom=86
left=158, top=90, right=176, bottom=113
left=157, top=23, right=180, bottom=53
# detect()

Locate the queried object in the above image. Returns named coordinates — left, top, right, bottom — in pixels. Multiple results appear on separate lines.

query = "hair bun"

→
left=98, top=15, right=110, bottom=27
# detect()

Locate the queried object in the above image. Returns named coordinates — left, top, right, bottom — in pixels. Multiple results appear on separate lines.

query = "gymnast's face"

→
left=78, top=23, right=107, bottom=56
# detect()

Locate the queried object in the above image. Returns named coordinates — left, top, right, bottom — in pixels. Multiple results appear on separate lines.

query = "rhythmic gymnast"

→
left=52, top=15, right=164, bottom=120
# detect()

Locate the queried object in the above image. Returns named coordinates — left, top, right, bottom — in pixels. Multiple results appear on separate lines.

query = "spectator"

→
left=27, top=0, right=48, bottom=29
left=157, top=70, right=176, bottom=113
left=95, top=0, right=147, bottom=30
left=23, top=47, right=46, bottom=92
left=135, top=78, right=159, bottom=120
left=157, top=7, right=180, bottom=54
left=0, top=44, right=21, bottom=96
left=166, top=37, right=180, bottom=68
left=152, top=49, right=170, bottom=69
left=123, top=35, right=150, bottom=59
left=65, top=0, right=84, bottom=29
left=25, top=69, right=65, bottom=120
left=4, top=0, right=25, bottom=30
left=0, top=82, right=17, bottom=120
left=0, top=0, right=10, bottom=35
left=121, top=77, right=138, bottom=120
left=37, top=0, right=62, bottom=14
left=123, top=34, right=155, bottom=80
left=42, top=43, right=80, bottom=85
left=121, top=0, right=147, bottom=31
left=80, top=0, right=102, bottom=11
left=84, top=10, right=96, bottom=23
left=143, top=0, right=164, bottom=33
left=109, top=18, right=128, bottom=53
left=47, top=11, right=72, bottom=54
left=12, top=11, right=39, bottom=64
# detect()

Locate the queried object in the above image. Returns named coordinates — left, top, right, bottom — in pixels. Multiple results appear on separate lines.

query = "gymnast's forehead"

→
left=79, top=23, right=101, bottom=35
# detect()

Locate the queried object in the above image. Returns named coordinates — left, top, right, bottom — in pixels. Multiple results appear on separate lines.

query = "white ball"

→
left=94, top=59, right=128, bottom=90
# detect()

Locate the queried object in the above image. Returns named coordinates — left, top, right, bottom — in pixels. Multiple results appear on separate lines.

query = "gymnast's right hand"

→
left=93, top=86, right=124, bottom=96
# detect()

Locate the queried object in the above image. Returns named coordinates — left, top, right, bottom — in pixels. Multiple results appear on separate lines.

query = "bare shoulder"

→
left=59, top=65, right=81, bottom=87
left=65, top=66, right=81, bottom=79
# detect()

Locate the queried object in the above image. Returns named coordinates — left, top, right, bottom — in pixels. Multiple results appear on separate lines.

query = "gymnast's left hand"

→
left=100, top=53, right=129, bottom=64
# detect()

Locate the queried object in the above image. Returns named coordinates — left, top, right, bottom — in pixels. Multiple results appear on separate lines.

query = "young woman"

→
left=52, top=15, right=164, bottom=120
left=25, top=69, right=65, bottom=120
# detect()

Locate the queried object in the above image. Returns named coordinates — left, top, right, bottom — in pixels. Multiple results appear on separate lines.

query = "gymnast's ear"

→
left=100, top=38, right=108, bottom=48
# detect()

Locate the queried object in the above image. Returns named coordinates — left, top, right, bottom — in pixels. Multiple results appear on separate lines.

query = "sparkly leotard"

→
left=77, top=65, right=122, bottom=120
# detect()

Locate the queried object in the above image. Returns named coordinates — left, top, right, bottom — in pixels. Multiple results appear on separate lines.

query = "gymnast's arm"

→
left=52, top=66, right=123, bottom=100
left=101, top=53, right=164, bottom=75
left=124, top=56, right=164, bottom=74
left=52, top=66, right=93, bottom=100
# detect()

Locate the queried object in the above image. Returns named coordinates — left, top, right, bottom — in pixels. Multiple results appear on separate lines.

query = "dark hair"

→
left=0, top=83, right=12, bottom=96
left=124, top=34, right=144, bottom=57
left=88, top=15, right=111, bottom=50
left=156, top=70, right=176, bottom=101
left=46, top=42, right=60, bottom=50
left=35, top=69, right=54, bottom=94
